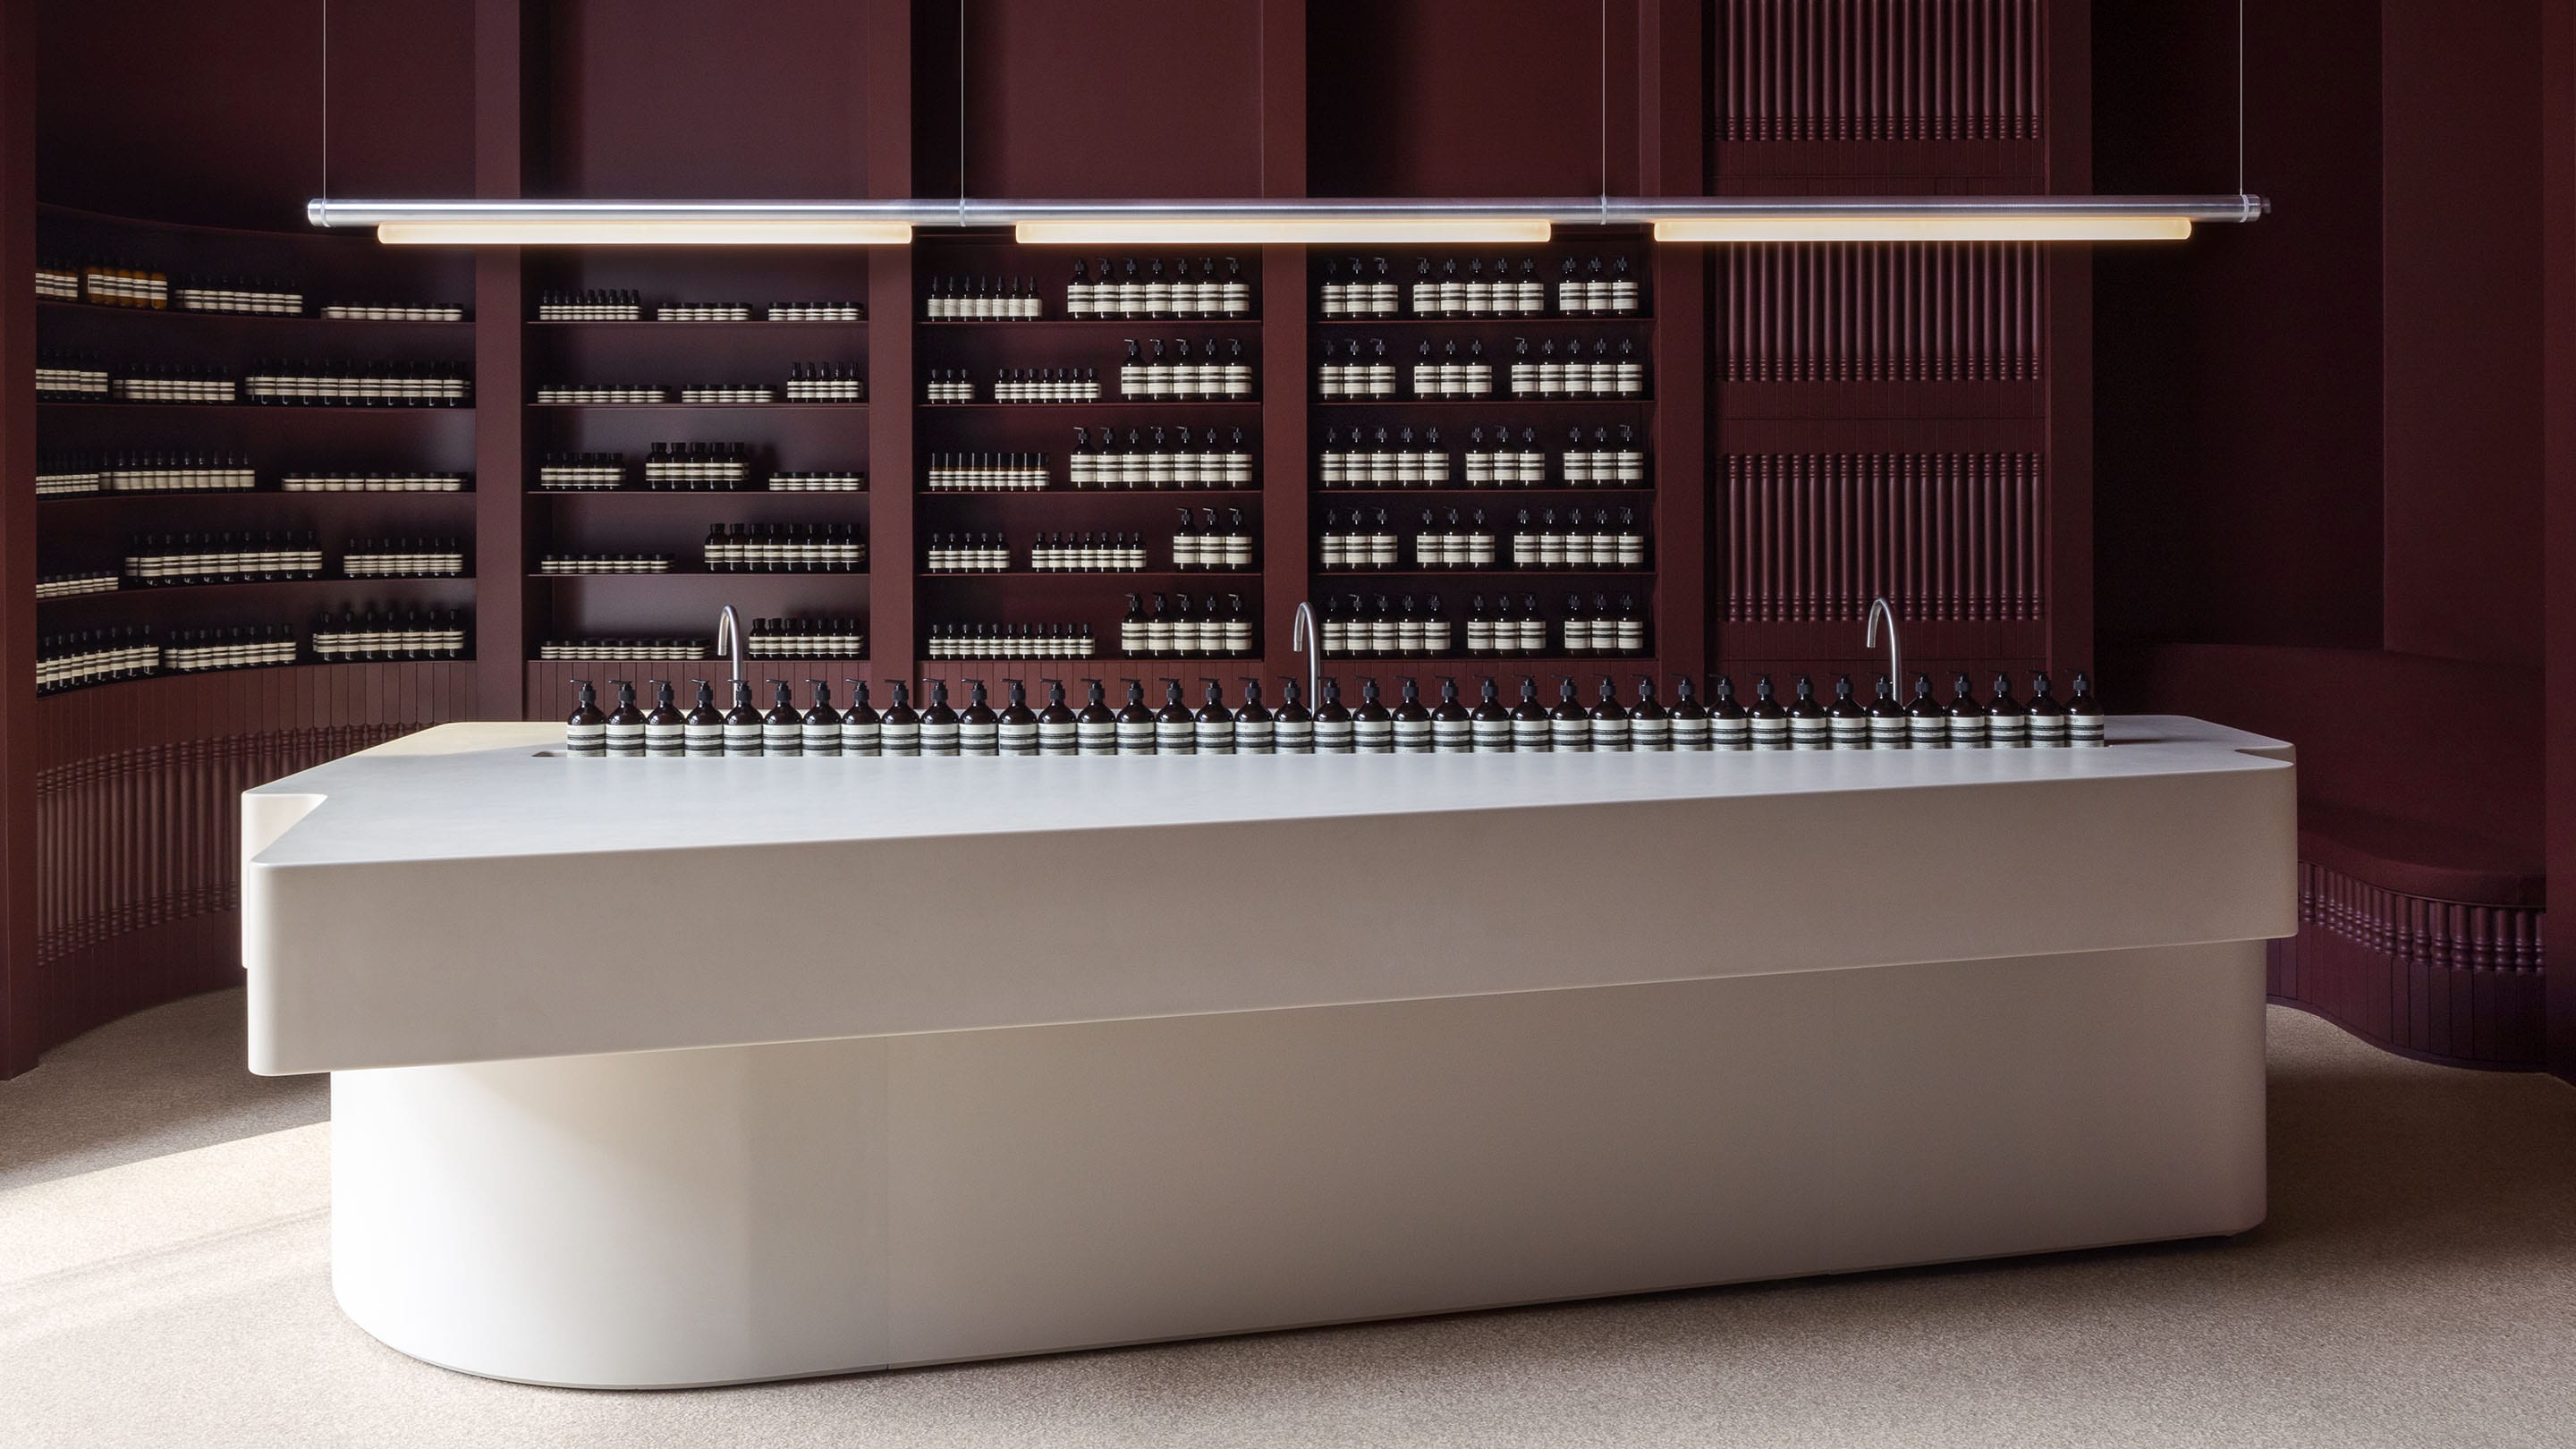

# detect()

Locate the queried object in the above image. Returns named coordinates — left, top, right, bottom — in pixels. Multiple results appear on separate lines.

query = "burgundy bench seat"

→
left=2140, top=644, right=2545, bottom=1068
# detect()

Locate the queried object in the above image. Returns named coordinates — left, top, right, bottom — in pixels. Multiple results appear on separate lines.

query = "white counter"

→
left=244, top=717, right=2295, bottom=1387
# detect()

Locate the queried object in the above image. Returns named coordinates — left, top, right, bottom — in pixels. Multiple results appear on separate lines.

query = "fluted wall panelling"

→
left=2271, top=860, right=2548, bottom=1069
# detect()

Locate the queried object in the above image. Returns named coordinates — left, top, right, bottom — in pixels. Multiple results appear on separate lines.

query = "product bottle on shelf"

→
left=645, top=680, right=688, bottom=758
left=1629, top=678, right=1671, bottom=751
left=878, top=681, right=921, bottom=756
left=1511, top=675, right=1553, bottom=752
left=760, top=680, right=804, bottom=757
left=2026, top=674, right=2070, bottom=748
left=1905, top=674, right=1950, bottom=750
left=1114, top=680, right=1158, bottom=755
left=564, top=679, right=607, bottom=757
left=1194, top=680, right=1237, bottom=755
left=1945, top=674, right=1990, bottom=750
left=1709, top=675, right=1751, bottom=750
left=1233, top=679, right=1276, bottom=754
left=1470, top=677, right=1513, bottom=752
left=1151, top=679, right=1196, bottom=755
left=1746, top=675, right=1790, bottom=750
left=1072, top=679, right=1118, bottom=756
left=997, top=680, right=1041, bottom=756
left=917, top=681, right=962, bottom=756
left=2068, top=672, right=2106, bottom=747
left=954, top=680, right=1000, bottom=756
left=1273, top=678, right=1316, bottom=754
left=1866, top=676, right=1909, bottom=750
left=1352, top=678, right=1396, bottom=753
left=1589, top=678, right=1632, bottom=752
left=1667, top=677, right=1711, bottom=750
left=685, top=680, right=726, bottom=758
left=601, top=680, right=648, bottom=758
left=1546, top=676, right=1592, bottom=752
left=1826, top=675, right=1869, bottom=750
left=1787, top=675, right=1830, bottom=750
left=1986, top=674, right=2029, bottom=748
left=724, top=679, right=766, bottom=756
left=841, top=680, right=883, bottom=757
left=1428, top=678, right=1471, bottom=753
left=1312, top=678, right=1356, bottom=753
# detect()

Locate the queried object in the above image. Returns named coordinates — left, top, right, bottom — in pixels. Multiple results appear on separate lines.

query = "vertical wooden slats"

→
left=1716, top=0, right=2041, bottom=143
left=1717, top=452, right=2042, bottom=623
left=2270, top=860, right=2548, bottom=1070
left=1715, top=242, right=2040, bottom=383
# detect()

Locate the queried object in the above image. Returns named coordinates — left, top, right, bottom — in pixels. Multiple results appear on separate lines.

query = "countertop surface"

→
left=247, top=716, right=2292, bottom=869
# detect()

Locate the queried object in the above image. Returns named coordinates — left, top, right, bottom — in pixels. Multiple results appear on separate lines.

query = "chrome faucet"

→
left=1863, top=597, right=1902, bottom=696
left=1289, top=600, right=1320, bottom=709
left=715, top=605, right=744, bottom=686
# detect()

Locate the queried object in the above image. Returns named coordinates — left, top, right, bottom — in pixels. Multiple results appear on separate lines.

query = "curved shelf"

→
left=530, top=568, right=869, bottom=580
left=526, top=402, right=868, bottom=411
left=1312, top=397, right=1651, bottom=410
left=37, top=400, right=473, bottom=416
left=1309, top=315, right=1654, bottom=326
left=915, top=317, right=1259, bottom=328
left=38, top=575, right=473, bottom=606
left=41, top=488, right=474, bottom=504
left=921, top=571, right=1259, bottom=581
left=528, top=318, right=866, bottom=329
left=1313, top=487, right=1651, bottom=497
left=916, top=489, right=1258, bottom=502
left=1315, top=569, right=1654, bottom=580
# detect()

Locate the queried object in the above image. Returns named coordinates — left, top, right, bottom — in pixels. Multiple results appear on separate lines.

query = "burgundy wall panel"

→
left=1308, top=0, right=1640, bottom=199
left=2094, top=0, right=2385, bottom=655
left=914, top=0, right=1265, bottom=201
left=542, top=0, right=868, bottom=198
left=325, top=0, right=475, bottom=202
left=2379, top=0, right=2546, bottom=668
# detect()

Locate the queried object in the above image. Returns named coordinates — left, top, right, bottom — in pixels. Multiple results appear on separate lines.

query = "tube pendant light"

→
left=307, top=197, right=2263, bottom=247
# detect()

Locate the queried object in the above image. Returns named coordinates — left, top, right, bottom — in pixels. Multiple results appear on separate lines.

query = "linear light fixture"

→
left=308, top=196, right=2266, bottom=247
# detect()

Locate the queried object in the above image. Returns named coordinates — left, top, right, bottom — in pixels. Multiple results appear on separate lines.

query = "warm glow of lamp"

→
left=1014, top=219, right=1553, bottom=246
left=1651, top=216, right=2194, bottom=242
left=373, top=220, right=912, bottom=246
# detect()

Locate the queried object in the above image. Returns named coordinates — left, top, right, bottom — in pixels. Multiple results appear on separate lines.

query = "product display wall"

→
left=0, top=0, right=2092, bottom=1074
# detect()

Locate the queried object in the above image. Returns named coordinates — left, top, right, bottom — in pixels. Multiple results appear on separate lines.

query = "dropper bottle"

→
left=1036, top=679, right=1080, bottom=755
left=998, top=679, right=1041, bottom=755
left=917, top=680, right=962, bottom=755
left=1231, top=679, right=1275, bottom=753
left=801, top=680, right=843, bottom=757
left=1312, top=678, right=1356, bottom=753
left=685, top=679, right=726, bottom=757
left=841, top=679, right=882, bottom=756
left=724, top=678, right=766, bottom=755
left=957, top=680, right=1001, bottom=755
left=1430, top=678, right=1473, bottom=753
left=1273, top=678, right=1316, bottom=753
left=564, top=678, right=607, bottom=757
left=1550, top=676, right=1592, bottom=752
left=877, top=681, right=921, bottom=756
left=1115, top=679, right=1157, bottom=754
left=762, top=679, right=803, bottom=756
left=641, top=679, right=686, bottom=757
left=1194, top=679, right=1237, bottom=754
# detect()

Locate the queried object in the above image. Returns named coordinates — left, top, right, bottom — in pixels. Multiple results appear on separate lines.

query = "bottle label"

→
left=1315, top=722, right=1356, bottom=753
left=1157, top=722, right=1197, bottom=753
left=2071, top=718, right=2106, bottom=747
left=1274, top=721, right=1315, bottom=753
left=1235, top=720, right=1275, bottom=753
left=1354, top=720, right=1394, bottom=752
left=1038, top=722, right=1079, bottom=755
left=564, top=723, right=606, bottom=754
left=1076, top=721, right=1117, bottom=754
left=2029, top=719, right=2070, bottom=747
left=1711, top=719, right=1750, bottom=750
left=1868, top=719, right=1909, bottom=749
left=1749, top=719, right=1788, bottom=750
left=880, top=723, right=921, bottom=755
left=1513, top=720, right=1552, bottom=751
left=1195, top=724, right=1236, bottom=754
left=1432, top=719, right=1473, bottom=752
left=1669, top=720, right=1713, bottom=751
left=1472, top=720, right=1514, bottom=752
left=842, top=723, right=882, bottom=756
left=764, top=724, right=803, bottom=755
left=645, top=724, right=686, bottom=756
left=1592, top=722, right=1631, bottom=752
left=1828, top=718, right=1868, bottom=749
left=919, top=724, right=961, bottom=755
left=1394, top=719, right=1434, bottom=752
left=959, top=723, right=1000, bottom=755
left=1630, top=719, right=1671, bottom=751
left=685, top=722, right=726, bottom=755
left=1948, top=718, right=1990, bottom=749
left=1789, top=719, right=1828, bottom=749
left=802, top=725, right=842, bottom=756
left=1117, top=721, right=1157, bottom=753
left=605, top=723, right=646, bottom=755
left=1000, top=722, right=1040, bottom=754
left=724, top=723, right=765, bottom=755
left=1551, top=720, right=1591, bottom=752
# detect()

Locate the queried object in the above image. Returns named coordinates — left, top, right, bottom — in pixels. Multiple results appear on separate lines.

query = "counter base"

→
left=331, top=941, right=2267, bottom=1389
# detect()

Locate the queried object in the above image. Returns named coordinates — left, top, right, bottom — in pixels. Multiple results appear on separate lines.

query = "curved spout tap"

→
left=1863, top=597, right=1902, bottom=697
left=1289, top=600, right=1320, bottom=710
left=715, top=605, right=744, bottom=687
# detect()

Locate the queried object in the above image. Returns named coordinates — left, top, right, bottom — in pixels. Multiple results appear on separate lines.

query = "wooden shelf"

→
left=37, top=298, right=472, bottom=328
left=915, top=317, right=1258, bottom=328
left=527, top=318, right=866, bottom=328
left=1311, top=397, right=1649, bottom=410
left=526, top=401, right=868, bottom=411
left=1309, top=314, right=1653, bottom=326
left=37, top=400, right=472, bottom=414
left=918, top=399, right=1258, bottom=411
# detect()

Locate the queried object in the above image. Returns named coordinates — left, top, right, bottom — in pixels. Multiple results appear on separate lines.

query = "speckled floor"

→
left=4, top=991, right=2572, bottom=1448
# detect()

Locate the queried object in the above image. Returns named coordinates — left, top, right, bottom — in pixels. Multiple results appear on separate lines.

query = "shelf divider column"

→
left=1260, top=244, right=1309, bottom=689
left=0, top=0, right=39, bottom=1075
left=1642, top=0, right=1707, bottom=686
left=472, top=0, right=536, bottom=717
left=866, top=0, right=914, bottom=675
